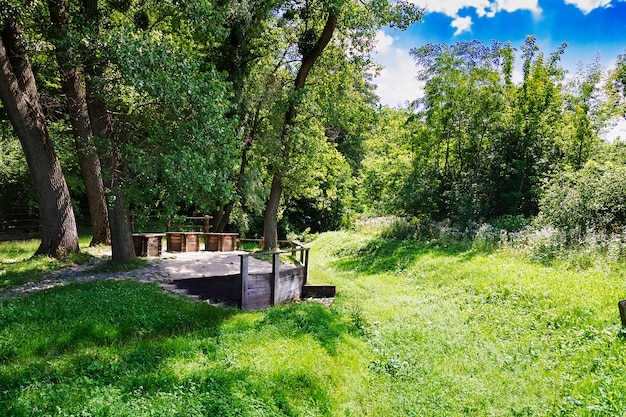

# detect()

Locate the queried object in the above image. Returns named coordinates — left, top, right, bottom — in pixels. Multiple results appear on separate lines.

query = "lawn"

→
left=1, top=232, right=626, bottom=416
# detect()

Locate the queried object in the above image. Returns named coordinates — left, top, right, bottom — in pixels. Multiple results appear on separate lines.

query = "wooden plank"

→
left=168, top=233, right=181, bottom=252
left=181, top=232, right=201, bottom=252
left=241, top=255, right=249, bottom=309
left=272, top=253, right=280, bottom=306
left=275, top=267, right=304, bottom=304
left=205, top=233, right=220, bottom=251
left=303, top=249, right=309, bottom=285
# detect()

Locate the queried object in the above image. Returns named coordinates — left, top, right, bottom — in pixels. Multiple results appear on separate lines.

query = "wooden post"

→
left=303, top=248, right=309, bottom=285
left=272, top=253, right=280, bottom=306
left=203, top=215, right=211, bottom=233
left=619, top=300, right=626, bottom=327
left=240, top=254, right=249, bottom=310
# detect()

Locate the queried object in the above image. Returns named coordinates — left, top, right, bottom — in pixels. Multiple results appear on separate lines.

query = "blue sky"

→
left=373, top=0, right=626, bottom=107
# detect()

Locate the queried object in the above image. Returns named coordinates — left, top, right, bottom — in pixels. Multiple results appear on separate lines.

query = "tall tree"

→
left=263, top=9, right=339, bottom=249
left=0, top=18, right=79, bottom=256
left=261, top=0, right=422, bottom=248
left=81, top=0, right=134, bottom=261
left=496, top=36, right=566, bottom=217
left=202, top=0, right=281, bottom=232
left=47, top=0, right=111, bottom=246
left=406, top=38, right=569, bottom=225
left=408, top=41, right=510, bottom=223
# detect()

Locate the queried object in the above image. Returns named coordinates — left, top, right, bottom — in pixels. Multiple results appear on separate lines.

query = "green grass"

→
left=88, top=257, right=150, bottom=274
left=2, top=232, right=626, bottom=416
left=310, top=231, right=626, bottom=416
left=0, top=237, right=94, bottom=292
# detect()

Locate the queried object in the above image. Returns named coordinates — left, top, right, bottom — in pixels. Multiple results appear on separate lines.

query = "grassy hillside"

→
left=1, top=232, right=626, bottom=416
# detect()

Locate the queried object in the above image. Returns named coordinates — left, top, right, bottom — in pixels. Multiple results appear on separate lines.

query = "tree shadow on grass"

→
left=0, top=252, right=93, bottom=293
left=0, top=280, right=348, bottom=416
left=330, top=236, right=475, bottom=275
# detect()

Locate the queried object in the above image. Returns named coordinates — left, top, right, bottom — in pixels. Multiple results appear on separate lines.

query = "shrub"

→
left=537, top=158, right=626, bottom=234
left=500, top=226, right=566, bottom=263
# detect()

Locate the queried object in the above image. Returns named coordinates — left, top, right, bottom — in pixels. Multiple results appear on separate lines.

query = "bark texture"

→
left=81, top=0, right=135, bottom=261
left=0, top=20, right=79, bottom=256
left=47, top=0, right=111, bottom=246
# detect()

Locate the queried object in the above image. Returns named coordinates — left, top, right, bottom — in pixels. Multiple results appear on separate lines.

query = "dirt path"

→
left=2, top=248, right=272, bottom=298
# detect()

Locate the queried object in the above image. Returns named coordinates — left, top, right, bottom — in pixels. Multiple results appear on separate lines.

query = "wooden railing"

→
left=167, top=215, right=212, bottom=233
left=239, top=241, right=310, bottom=310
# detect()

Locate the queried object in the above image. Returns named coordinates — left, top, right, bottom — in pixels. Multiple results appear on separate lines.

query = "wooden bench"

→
left=132, top=233, right=165, bottom=257
left=130, top=215, right=212, bottom=255
left=130, top=215, right=165, bottom=257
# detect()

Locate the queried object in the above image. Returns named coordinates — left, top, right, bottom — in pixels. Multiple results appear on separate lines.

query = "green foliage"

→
left=537, top=141, right=626, bottom=234
left=103, top=26, right=239, bottom=216
left=357, top=109, right=413, bottom=216
left=399, top=37, right=599, bottom=227
left=0, top=124, right=33, bottom=210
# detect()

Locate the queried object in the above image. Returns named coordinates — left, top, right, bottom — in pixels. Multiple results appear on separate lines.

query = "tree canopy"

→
left=2, top=1, right=626, bottom=250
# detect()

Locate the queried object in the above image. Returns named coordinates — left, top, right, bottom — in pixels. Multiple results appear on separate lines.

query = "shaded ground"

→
left=2, top=248, right=272, bottom=298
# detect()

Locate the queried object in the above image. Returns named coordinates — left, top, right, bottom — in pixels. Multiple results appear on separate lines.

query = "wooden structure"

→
left=619, top=299, right=626, bottom=327
left=168, top=241, right=334, bottom=310
left=166, top=232, right=202, bottom=252
left=239, top=247, right=310, bottom=310
left=165, top=215, right=212, bottom=252
left=167, top=215, right=212, bottom=233
left=204, top=232, right=239, bottom=251
left=132, top=233, right=165, bottom=257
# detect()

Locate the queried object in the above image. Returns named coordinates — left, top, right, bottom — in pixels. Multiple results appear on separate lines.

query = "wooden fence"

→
left=0, top=209, right=40, bottom=241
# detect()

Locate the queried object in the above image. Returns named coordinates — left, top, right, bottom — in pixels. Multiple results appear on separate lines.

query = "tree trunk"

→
left=263, top=174, right=283, bottom=249
left=212, top=138, right=253, bottom=232
left=47, top=0, right=110, bottom=246
left=0, top=21, right=79, bottom=257
left=82, top=0, right=134, bottom=261
left=84, top=66, right=135, bottom=262
left=261, top=13, right=337, bottom=249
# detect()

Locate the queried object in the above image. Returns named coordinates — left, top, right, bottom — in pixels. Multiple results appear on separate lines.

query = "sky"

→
left=373, top=0, right=626, bottom=108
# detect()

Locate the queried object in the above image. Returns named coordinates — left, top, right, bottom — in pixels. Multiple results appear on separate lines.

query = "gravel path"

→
left=1, top=248, right=272, bottom=299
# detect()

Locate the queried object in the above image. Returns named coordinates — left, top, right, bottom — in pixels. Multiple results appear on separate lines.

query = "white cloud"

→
left=603, top=118, right=626, bottom=142
left=374, top=30, right=395, bottom=54
left=409, top=0, right=541, bottom=16
left=407, top=0, right=541, bottom=34
left=373, top=33, right=424, bottom=107
left=495, top=0, right=542, bottom=16
left=451, top=15, right=473, bottom=35
left=564, top=0, right=612, bottom=14
left=408, top=0, right=491, bottom=17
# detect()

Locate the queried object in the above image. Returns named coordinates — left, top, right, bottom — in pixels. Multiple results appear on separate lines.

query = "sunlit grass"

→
left=2, top=231, right=626, bottom=415
left=0, top=237, right=94, bottom=292
left=309, top=231, right=626, bottom=416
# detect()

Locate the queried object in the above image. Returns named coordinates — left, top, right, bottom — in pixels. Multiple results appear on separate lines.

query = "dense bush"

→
left=537, top=144, right=626, bottom=234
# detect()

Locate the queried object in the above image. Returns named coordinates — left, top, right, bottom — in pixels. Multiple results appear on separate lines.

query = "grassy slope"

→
left=310, top=232, right=626, bottom=416
left=1, top=232, right=626, bottom=416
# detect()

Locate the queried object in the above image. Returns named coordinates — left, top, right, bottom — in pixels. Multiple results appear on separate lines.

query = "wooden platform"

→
left=158, top=249, right=334, bottom=310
